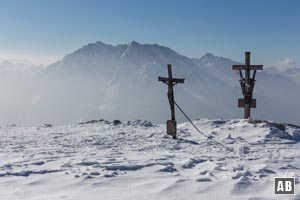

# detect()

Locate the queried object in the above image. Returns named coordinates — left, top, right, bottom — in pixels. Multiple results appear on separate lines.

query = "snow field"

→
left=1, top=119, right=300, bottom=199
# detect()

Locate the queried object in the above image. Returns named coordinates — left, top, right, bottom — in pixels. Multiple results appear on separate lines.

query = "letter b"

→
left=286, top=181, right=292, bottom=191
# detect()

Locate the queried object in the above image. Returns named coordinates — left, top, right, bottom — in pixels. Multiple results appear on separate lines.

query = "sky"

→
left=0, top=0, right=299, bottom=66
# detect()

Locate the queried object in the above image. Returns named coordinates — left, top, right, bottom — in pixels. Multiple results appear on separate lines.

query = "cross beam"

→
left=232, top=65, right=263, bottom=70
left=158, top=64, right=184, bottom=139
left=232, top=52, right=263, bottom=119
left=158, top=77, right=185, bottom=84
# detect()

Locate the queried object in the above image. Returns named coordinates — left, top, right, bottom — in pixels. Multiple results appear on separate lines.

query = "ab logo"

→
left=275, top=177, right=295, bottom=195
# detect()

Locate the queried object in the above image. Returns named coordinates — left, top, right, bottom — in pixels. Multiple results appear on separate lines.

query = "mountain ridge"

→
left=0, top=40, right=299, bottom=126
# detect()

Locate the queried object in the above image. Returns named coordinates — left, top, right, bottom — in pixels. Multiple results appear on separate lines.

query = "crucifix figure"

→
left=232, top=52, right=263, bottom=119
left=158, top=64, right=185, bottom=139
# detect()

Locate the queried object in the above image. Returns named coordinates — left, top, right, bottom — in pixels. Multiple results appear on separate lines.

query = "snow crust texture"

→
left=1, top=119, right=300, bottom=200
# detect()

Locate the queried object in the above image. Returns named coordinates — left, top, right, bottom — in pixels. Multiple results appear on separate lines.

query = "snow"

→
left=1, top=118, right=300, bottom=199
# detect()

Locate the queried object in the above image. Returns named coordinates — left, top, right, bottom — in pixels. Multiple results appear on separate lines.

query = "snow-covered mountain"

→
left=40, top=41, right=240, bottom=125
left=1, top=119, right=300, bottom=199
left=192, top=53, right=241, bottom=85
left=0, top=60, right=43, bottom=126
left=0, top=41, right=299, bottom=126
left=192, top=54, right=300, bottom=126
left=0, top=59, right=42, bottom=76
left=260, top=64, right=300, bottom=84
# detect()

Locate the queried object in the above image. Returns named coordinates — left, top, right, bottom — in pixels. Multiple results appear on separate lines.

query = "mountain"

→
left=0, top=59, right=42, bottom=77
left=281, top=67, right=300, bottom=84
left=0, top=41, right=299, bottom=126
left=192, top=54, right=300, bottom=125
left=192, top=53, right=241, bottom=85
left=41, top=41, right=239, bottom=125
left=0, top=60, right=44, bottom=126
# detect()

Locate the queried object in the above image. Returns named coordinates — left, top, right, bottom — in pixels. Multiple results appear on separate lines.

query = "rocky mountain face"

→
left=40, top=41, right=239, bottom=125
left=0, top=41, right=299, bottom=126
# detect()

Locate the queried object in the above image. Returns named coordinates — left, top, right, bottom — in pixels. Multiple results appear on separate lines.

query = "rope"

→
left=173, top=100, right=226, bottom=148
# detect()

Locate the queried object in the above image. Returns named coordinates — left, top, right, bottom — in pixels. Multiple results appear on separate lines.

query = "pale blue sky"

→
left=0, top=0, right=299, bottom=66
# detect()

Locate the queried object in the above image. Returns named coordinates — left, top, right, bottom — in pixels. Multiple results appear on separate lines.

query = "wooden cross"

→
left=158, top=64, right=185, bottom=139
left=232, top=52, right=263, bottom=119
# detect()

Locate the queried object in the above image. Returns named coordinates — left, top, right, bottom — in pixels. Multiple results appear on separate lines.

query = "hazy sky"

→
left=0, top=0, right=299, bottom=66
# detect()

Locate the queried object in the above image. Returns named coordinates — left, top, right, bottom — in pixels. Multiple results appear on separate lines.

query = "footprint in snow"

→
left=182, top=158, right=207, bottom=169
left=157, top=165, right=177, bottom=173
left=237, top=146, right=250, bottom=154
left=103, top=171, right=118, bottom=178
left=231, top=178, right=252, bottom=194
left=31, top=161, right=45, bottom=165
left=90, top=172, right=100, bottom=176
left=195, top=177, right=212, bottom=182
left=279, top=164, right=300, bottom=170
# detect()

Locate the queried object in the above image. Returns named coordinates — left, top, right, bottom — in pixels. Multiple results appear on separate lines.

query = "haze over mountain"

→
left=0, top=41, right=299, bottom=126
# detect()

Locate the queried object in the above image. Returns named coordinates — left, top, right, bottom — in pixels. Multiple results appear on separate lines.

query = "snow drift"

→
left=1, top=119, right=300, bottom=199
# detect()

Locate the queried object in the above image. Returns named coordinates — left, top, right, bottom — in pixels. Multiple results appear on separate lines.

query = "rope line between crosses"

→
left=173, top=100, right=226, bottom=148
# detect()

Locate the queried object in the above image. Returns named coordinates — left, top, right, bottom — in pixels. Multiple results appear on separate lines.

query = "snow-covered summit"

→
left=200, top=52, right=216, bottom=60
left=1, top=118, right=300, bottom=199
left=194, top=52, right=238, bottom=66
left=128, top=40, right=140, bottom=46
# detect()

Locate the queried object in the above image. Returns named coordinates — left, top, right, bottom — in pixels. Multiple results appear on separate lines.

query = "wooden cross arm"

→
left=158, top=77, right=185, bottom=84
left=158, top=76, right=167, bottom=83
left=232, top=65, right=263, bottom=70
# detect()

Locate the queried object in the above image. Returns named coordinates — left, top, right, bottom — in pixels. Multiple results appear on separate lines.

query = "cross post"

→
left=232, top=52, right=263, bottom=119
left=158, top=64, right=184, bottom=139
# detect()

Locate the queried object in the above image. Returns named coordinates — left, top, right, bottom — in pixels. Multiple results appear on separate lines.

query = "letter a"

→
left=277, top=181, right=284, bottom=191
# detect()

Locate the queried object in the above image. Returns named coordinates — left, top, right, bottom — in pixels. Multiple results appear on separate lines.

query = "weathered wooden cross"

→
left=158, top=64, right=185, bottom=139
left=232, top=52, right=263, bottom=119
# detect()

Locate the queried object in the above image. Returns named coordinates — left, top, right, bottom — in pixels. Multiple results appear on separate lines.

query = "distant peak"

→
left=202, top=53, right=215, bottom=59
left=95, top=41, right=106, bottom=45
left=81, top=41, right=110, bottom=49
left=128, top=40, right=140, bottom=46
